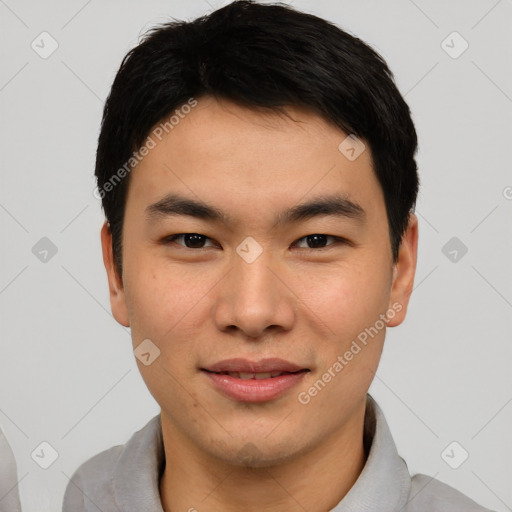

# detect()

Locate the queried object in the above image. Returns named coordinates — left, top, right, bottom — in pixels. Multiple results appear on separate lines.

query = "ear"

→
left=387, top=212, right=418, bottom=327
left=100, top=222, right=130, bottom=327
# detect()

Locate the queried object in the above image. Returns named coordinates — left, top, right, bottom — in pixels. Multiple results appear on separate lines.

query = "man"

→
left=61, top=1, right=493, bottom=511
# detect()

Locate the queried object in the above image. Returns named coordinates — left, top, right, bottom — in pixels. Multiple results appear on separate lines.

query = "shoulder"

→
left=62, top=414, right=162, bottom=511
left=62, top=443, right=124, bottom=510
left=405, top=473, right=495, bottom=512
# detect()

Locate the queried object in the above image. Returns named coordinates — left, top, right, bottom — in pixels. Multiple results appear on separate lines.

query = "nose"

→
left=213, top=244, right=296, bottom=339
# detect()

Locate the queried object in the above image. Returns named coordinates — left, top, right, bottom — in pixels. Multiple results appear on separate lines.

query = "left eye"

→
left=292, top=234, right=341, bottom=249
left=163, top=233, right=217, bottom=249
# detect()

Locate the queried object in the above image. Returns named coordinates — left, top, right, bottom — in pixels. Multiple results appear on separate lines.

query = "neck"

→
left=159, top=398, right=368, bottom=512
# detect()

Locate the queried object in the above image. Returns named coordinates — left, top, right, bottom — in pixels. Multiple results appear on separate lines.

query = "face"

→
left=102, top=96, right=417, bottom=467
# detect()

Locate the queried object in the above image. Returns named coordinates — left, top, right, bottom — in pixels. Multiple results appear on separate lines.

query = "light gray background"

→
left=1, top=0, right=511, bottom=510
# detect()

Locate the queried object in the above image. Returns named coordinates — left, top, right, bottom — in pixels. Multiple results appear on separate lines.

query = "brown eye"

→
left=293, top=234, right=343, bottom=249
left=163, top=233, right=216, bottom=249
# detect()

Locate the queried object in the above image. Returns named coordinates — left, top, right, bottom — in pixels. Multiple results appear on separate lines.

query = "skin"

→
left=101, top=96, right=418, bottom=512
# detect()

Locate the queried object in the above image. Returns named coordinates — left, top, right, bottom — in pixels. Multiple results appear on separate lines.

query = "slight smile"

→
left=201, top=358, right=311, bottom=402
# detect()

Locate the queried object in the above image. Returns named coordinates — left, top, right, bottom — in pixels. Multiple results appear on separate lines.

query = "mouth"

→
left=202, top=370, right=307, bottom=380
left=201, top=357, right=309, bottom=374
left=201, top=358, right=310, bottom=402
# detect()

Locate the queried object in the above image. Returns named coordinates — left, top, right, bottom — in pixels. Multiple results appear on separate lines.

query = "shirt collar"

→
left=329, top=394, right=411, bottom=511
left=112, top=394, right=411, bottom=511
left=113, top=412, right=165, bottom=511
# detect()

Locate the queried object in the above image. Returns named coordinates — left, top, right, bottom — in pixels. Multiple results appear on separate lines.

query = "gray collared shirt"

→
left=61, top=395, right=493, bottom=511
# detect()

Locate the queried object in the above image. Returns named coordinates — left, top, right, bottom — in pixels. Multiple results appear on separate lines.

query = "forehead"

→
left=126, top=96, right=383, bottom=223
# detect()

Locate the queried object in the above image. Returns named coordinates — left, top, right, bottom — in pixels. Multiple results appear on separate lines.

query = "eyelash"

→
left=161, top=233, right=349, bottom=251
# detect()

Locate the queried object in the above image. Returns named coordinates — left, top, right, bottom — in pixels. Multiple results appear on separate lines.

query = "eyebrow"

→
left=145, top=192, right=366, bottom=227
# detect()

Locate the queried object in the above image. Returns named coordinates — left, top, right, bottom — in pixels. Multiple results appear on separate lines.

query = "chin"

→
left=208, top=436, right=308, bottom=470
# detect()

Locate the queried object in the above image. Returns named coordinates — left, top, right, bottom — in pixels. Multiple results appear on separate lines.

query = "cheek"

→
left=298, top=260, right=392, bottom=340
left=125, top=259, right=205, bottom=341
left=124, top=257, right=216, bottom=353
left=302, top=266, right=390, bottom=406
left=124, top=260, right=209, bottom=404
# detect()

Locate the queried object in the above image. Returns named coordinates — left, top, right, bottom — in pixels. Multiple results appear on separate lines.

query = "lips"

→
left=202, top=357, right=308, bottom=374
left=201, top=358, right=310, bottom=402
left=211, top=371, right=293, bottom=380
